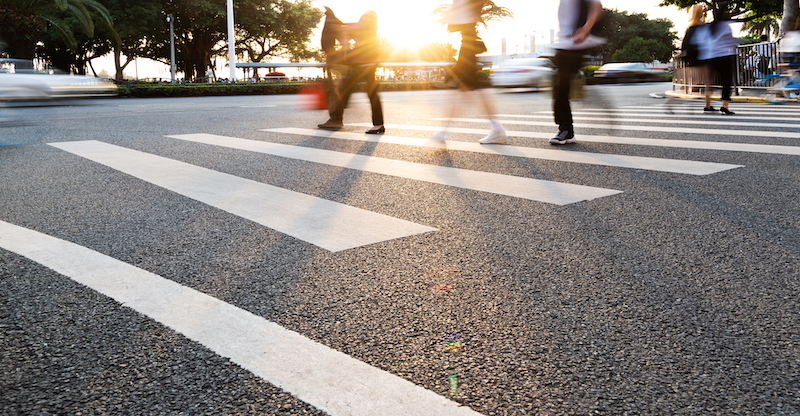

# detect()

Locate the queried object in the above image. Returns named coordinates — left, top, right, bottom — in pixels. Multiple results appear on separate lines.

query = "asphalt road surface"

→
left=2, top=83, right=799, bottom=415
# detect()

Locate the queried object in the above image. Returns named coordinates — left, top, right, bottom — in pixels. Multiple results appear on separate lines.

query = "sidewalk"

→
left=665, top=87, right=800, bottom=104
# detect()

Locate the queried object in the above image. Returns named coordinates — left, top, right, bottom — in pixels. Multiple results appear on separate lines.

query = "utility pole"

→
left=227, top=0, right=236, bottom=82
left=166, top=14, right=176, bottom=83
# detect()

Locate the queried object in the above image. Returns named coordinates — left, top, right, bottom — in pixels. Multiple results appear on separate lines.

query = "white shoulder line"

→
left=495, top=114, right=800, bottom=129
left=434, top=118, right=800, bottom=139
left=0, top=220, right=483, bottom=416
left=365, top=124, right=800, bottom=156
left=168, top=133, right=622, bottom=205
left=266, top=127, right=742, bottom=176
left=48, top=141, right=436, bottom=252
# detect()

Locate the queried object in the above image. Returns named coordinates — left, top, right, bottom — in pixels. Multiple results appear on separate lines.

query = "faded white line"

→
left=580, top=107, right=800, bottom=116
left=169, top=133, right=622, bottom=205
left=550, top=111, right=800, bottom=123
left=495, top=114, right=800, bottom=129
left=48, top=141, right=435, bottom=252
left=432, top=118, right=800, bottom=139
left=0, top=220, right=483, bottom=416
left=365, top=124, right=800, bottom=156
left=266, top=127, right=742, bottom=175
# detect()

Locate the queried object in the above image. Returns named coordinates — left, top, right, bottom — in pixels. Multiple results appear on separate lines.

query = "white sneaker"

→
left=479, top=129, right=507, bottom=144
left=429, top=130, right=447, bottom=142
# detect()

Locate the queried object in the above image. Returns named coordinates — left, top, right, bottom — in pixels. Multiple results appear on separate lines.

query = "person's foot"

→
left=479, top=129, right=507, bottom=144
left=365, top=125, right=385, bottom=134
left=317, top=119, right=343, bottom=130
left=428, top=130, right=447, bottom=142
left=549, top=130, right=576, bottom=145
left=719, top=107, right=735, bottom=115
left=703, top=106, right=717, bottom=113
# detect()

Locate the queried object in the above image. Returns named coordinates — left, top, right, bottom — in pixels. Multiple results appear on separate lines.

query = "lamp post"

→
left=226, top=0, right=236, bottom=82
left=166, top=14, right=176, bottom=83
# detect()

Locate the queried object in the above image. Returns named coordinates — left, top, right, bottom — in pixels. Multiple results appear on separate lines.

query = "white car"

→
left=490, top=58, right=556, bottom=89
left=1, top=59, right=117, bottom=101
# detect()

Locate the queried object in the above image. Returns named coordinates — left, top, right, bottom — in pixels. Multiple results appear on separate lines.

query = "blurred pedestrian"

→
left=551, top=0, right=604, bottom=145
left=318, top=10, right=385, bottom=134
left=430, top=0, right=507, bottom=145
left=666, top=4, right=708, bottom=113
left=697, top=7, right=737, bottom=115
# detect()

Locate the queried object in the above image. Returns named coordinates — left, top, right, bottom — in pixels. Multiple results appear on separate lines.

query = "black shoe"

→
left=703, top=106, right=717, bottom=113
left=720, top=107, right=735, bottom=115
left=365, top=126, right=385, bottom=134
left=318, top=119, right=343, bottom=130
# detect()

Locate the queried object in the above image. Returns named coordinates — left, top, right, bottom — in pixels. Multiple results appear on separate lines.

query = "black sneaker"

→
left=549, top=130, right=576, bottom=145
left=703, top=106, right=717, bottom=113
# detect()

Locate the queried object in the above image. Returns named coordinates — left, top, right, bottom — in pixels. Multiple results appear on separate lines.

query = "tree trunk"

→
left=783, top=0, right=799, bottom=34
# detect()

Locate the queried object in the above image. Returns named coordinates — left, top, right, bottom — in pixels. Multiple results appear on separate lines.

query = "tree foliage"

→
left=611, top=37, right=673, bottom=62
left=596, top=9, right=677, bottom=63
left=0, top=0, right=115, bottom=61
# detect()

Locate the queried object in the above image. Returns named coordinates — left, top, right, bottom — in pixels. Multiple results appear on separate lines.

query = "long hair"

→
left=688, top=4, right=705, bottom=27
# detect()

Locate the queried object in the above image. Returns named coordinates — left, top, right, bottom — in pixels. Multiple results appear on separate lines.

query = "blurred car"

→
left=490, top=57, right=556, bottom=89
left=593, top=62, right=658, bottom=83
left=0, top=59, right=117, bottom=101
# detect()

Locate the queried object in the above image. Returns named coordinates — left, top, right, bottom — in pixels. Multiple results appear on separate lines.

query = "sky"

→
left=97, top=0, right=700, bottom=80
left=314, top=0, right=697, bottom=56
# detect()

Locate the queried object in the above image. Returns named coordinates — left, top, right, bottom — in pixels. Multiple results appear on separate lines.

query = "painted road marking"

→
left=167, top=133, right=622, bottom=205
left=578, top=107, right=800, bottom=116
left=0, top=220, right=483, bottom=416
left=266, top=127, right=743, bottom=176
left=496, top=114, right=800, bottom=129
left=432, top=118, right=800, bottom=139
left=551, top=111, right=800, bottom=123
left=48, top=141, right=436, bottom=252
left=367, top=124, right=800, bottom=156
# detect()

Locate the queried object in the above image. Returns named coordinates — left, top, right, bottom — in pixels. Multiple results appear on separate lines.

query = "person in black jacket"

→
left=318, top=10, right=385, bottom=134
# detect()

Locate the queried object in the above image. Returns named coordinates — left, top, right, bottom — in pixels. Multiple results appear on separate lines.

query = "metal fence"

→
left=673, top=40, right=782, bottom=94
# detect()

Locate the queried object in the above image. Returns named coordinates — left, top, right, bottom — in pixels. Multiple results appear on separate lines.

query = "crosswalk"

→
left=4, top=101, right=800, bottom=416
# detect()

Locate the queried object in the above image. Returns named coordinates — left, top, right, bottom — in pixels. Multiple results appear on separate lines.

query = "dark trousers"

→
left=553, top=49, right=585, bottom=132
left=708, top=55, right=735, bottom=102
left=329, top=64, right=383, bottom=126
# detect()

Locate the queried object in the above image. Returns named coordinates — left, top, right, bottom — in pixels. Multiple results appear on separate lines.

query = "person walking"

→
left=666, top=4, right=708, bottom=113
left=318, top=10, right=385, bottom=134
left=551, top=0, right=604, bottom=145
left=430, top=0, right=507, bottom=145
left=696, top=7, right=737, bottom=115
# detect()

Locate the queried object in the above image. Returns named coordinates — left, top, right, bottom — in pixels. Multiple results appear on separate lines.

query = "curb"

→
left=663, top=90, right=799, bottom=104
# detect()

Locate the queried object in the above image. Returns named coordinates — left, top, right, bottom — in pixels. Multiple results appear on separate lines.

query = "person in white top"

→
left=551, top=0, right=604, bottom=145
left=430, top=0, right=508, bottom=145
left=694, top=7, right=737, bottom=114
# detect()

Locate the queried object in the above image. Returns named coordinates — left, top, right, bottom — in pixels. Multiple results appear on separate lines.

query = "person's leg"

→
left=551, top=50, right=581, bottom=144
left=719, top=56, right=734, bottom=114
left=703, top=64, right=715, bottom=111
left=364, top=66, right=384, bottom=129
left=476, top=88, right=507, bottom=144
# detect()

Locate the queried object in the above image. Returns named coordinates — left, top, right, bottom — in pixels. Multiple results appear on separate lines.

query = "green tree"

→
left=236, top=0, right=323, bottom=78
left=742, top=16, right=781, bottom=40
left=163, top=0, right=323, bottom=81
left=100, top=0, right=165, bottom=80
left=0, top=0, right=114, bottom=61
left=611, top=36, right=672, bottom=62
left=597, top=9, right=677, bottom=63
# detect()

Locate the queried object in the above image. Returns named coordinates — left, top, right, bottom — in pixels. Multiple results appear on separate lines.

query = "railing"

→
left=673, top=40, right=781, bottom=95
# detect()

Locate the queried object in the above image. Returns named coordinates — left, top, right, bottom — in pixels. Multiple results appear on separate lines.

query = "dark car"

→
left=593, top=62, right=658, bottom=83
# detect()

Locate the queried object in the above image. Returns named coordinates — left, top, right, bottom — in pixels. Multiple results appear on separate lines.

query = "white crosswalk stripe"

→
left=362, top=124, right=800, bottom=155
left=431, top=117, right=800, bottom=139
left=497, top=114, right=800, bottom=129
left=166, top=133, right=622, bottom=205
left=267, top=127, right=743, bottom=175
left=0, top=220, right=483, bottom=416
left=48, top=140, right=437, bottom=252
